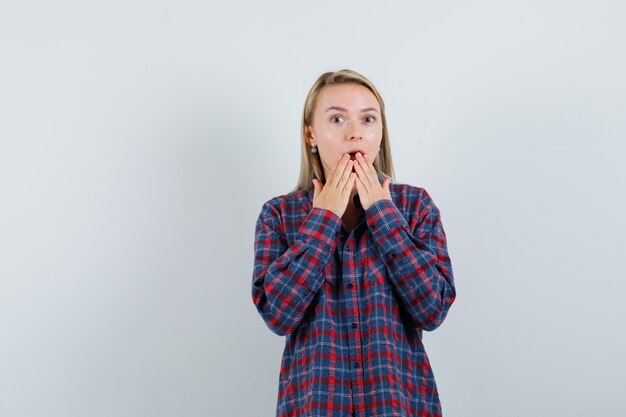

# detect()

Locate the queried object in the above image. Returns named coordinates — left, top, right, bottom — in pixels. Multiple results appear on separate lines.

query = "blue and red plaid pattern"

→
left=252, top=176, right=456, bottom=417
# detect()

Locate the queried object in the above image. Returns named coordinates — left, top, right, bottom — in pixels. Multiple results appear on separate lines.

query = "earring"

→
left=311, top=145, right=318, bottom=154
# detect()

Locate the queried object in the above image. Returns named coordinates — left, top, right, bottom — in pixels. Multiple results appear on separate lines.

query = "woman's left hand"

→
left=353, top=152, right=392, bottom=211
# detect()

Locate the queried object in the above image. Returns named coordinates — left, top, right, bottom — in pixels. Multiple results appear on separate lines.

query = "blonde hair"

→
left=293, top=69, right=395, bottom=193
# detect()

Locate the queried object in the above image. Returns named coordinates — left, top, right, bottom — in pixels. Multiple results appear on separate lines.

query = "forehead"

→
left=316, top=83, right=380, bottom=111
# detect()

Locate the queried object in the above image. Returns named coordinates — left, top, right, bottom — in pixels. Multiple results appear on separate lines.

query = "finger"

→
left=353, top=156, right=372, bottom=190
left=331, top=154, right=350, bottom=188
left=365, top=153, right=377, bottom=178
left=356, top=153, right=374, bottom=183
left=338, top=160, right=354, bottom=189
left=328, top=154, right=344, bottom=183
left=332, top=158, right=351, bottom=190
left=340, top=155, right=355, bottom=182
left=360, top=154, right=379, bottom=187
left=342, top=172, right=356, bottom=194
left=354, top=170, right=365, bottom=196
left=313, top=178, right=322, bottom=197
left=383, top=178, right=391, bottom=192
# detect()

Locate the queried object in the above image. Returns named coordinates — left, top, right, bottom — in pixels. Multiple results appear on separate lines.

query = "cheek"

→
left=364, top=124, right=382, bottom=137
left=320, top=155, right=335, bottom=173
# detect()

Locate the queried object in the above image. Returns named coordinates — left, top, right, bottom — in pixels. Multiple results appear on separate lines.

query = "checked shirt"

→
left=252, top=176, right=456, bottom=417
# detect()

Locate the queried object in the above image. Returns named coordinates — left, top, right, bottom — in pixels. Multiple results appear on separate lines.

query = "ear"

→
left=305, top=126, right=315, bottom=145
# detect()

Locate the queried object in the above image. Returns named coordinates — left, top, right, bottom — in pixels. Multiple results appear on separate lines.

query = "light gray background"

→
left=1, top=1, right=624, bottom=416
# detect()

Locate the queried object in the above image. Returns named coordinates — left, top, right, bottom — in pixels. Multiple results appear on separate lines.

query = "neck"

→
left=347, top=188, right=361, bottom=213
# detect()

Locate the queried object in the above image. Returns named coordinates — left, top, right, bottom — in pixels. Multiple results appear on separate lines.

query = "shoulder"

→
left=256, top=188, right=309, bottom=226
left=389, top=181, right=436, bottom=210
left=386, top=181, right=442, bottom=229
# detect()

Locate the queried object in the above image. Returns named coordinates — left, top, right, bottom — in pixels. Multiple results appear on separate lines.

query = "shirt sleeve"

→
left=364, top=188, right=456, bottom=331
left=251, top=202, right=342, bottom=336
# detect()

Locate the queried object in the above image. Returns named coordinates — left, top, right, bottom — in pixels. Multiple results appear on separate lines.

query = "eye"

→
left=365, top=115, right=376, bottom=123
left=330, top=115, right=344, bottom=123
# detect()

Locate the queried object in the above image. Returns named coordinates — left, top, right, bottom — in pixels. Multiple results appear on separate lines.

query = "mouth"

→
left=347, top=150, right=366, bottom=160
left=347, top=151, right=363, bottom=173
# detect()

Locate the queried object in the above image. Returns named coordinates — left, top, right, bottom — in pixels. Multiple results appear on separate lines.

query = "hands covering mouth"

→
left=312, top=151, right=391, bottom=216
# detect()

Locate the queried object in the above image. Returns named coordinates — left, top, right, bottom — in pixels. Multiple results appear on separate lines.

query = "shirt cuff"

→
left=365, top=198, right=411, bottom=258
left=297, top=207, right=342, bottom=251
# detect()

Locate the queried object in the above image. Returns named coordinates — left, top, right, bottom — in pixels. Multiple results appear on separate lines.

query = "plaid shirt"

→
left=252, top=174, right=456, bottom=417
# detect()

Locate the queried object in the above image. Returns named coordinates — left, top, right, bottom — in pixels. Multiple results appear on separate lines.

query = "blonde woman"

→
left=252, top=69, right=456, bottom=417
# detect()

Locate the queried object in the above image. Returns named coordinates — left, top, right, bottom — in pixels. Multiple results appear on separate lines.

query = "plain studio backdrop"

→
left=1, top=1, right=625, bottom=416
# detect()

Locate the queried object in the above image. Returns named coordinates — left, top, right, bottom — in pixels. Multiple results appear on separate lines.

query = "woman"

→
left=251, top=69, right=456, bottom=417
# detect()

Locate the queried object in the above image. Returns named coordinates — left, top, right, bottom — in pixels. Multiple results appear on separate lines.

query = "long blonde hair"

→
left=293, top=69, right=395, bottom=193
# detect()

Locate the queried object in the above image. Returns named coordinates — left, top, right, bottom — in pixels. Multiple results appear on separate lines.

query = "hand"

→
left=352, top=152, right=392, bottom=210
left=312, top=154, right=357, bottom=218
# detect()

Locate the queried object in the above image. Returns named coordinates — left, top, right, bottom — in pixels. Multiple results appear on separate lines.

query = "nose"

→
left=347, top=121, right=362, bottom=140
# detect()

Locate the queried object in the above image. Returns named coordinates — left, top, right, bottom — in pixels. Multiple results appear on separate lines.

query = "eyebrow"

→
left=324, top=106, right=379, bottom=114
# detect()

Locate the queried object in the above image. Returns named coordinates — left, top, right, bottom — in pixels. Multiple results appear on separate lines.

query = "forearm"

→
left=252, top=207, right=342, bottom=336
left=364, top=197, right=456, bottom=331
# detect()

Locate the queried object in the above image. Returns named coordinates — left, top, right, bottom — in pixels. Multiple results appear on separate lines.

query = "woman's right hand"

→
left=312, top=153, right=356, bottom=219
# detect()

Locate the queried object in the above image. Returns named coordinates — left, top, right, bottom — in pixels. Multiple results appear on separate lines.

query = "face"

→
left=306, top=83, right=383, bottom=184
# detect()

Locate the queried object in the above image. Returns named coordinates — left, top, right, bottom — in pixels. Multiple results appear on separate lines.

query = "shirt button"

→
left=354, top=362, right=360, bottom=368
left=351, top=322, right=357, bottom=329
left=346, top=246, right=351, bottom=252
left=347, top=283, right=353, bottom=289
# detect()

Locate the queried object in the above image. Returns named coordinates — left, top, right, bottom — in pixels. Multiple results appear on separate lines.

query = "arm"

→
left=251, top=202, right=342, bottom=336
left=365, top=188, right=456, bottom=331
